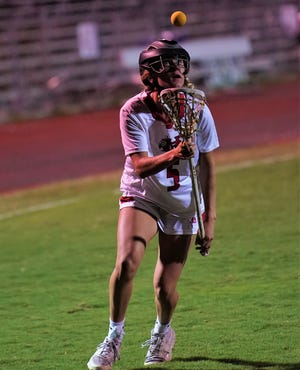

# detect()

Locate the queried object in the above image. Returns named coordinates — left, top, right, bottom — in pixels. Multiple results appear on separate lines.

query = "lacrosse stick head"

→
left=159, top=88, right=206, bottom=141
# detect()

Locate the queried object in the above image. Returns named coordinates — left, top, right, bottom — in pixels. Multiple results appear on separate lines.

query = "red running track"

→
left=0, top=78, right=299, bottom=193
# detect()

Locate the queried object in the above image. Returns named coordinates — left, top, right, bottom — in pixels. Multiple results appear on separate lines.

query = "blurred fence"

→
left=0, top=0, right=299, bottom=123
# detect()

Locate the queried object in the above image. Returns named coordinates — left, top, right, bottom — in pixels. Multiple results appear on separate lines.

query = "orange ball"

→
left=170, top=11, right=187, bottom=27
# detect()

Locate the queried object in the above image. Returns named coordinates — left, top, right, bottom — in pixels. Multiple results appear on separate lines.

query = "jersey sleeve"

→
left=196, top=104, right=220, bottom=153
left=120, top=106, right=148, bottom=156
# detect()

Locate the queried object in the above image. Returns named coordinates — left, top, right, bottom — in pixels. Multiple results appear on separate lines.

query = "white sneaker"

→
left=87, top=335, right=122, bottom=370
left=142, top=327, right=176, bottom=365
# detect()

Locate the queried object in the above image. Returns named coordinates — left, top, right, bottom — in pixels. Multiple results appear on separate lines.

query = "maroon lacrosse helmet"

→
left=139, top=39, right=190, bottom=76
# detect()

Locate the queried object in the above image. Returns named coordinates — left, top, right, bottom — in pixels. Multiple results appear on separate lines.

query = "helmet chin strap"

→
left=149, top=75, right=164, bottom=92
left=151, top=72, right=171, bottom=92
left=156, top=83, right=165, bottom=92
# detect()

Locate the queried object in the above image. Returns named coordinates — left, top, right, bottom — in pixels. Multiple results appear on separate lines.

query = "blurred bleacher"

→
left=0, top=0, right=299, bottom=123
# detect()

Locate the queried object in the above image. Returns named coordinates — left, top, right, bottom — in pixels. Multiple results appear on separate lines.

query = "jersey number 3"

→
left=167, top=165, right=180, bottom=191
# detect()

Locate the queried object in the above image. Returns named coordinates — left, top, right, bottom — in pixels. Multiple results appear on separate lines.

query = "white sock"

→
left=108, top=318, right=125, bottom=339
left=153, top=317, right=170, bottom=334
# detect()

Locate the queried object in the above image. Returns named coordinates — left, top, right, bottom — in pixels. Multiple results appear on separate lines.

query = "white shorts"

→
left=119, top=195, right=199, bottom=235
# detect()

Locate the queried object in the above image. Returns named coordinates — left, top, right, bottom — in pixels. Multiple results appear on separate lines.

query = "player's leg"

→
left=143, top=232, right=192, bottom=365
left=154, top=232, right=192, bottom=323
left=110, top=207, right=158, bottom=322
left=88, top=207, right=157, bottom=370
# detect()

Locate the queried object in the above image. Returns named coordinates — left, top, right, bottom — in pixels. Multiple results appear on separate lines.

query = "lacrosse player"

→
left=87, top=39, right=219, bottom=370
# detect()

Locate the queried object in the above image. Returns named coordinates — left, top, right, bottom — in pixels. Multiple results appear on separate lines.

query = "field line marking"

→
left=0, top=197, right=80, bottom=221
left=217, top=152, right=298, bottom=173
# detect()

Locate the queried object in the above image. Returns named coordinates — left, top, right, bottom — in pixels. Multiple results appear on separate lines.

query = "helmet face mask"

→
left=147, top=55, right=189, bottom=75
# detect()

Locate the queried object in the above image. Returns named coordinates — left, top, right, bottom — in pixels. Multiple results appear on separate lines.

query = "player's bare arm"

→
left=130, top=141, right=195, bottom=178
left=195, top=150, right=217, bottom=254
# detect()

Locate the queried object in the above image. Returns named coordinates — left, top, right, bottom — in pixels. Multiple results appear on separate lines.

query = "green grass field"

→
left=0, top=157, right=299, bottom=370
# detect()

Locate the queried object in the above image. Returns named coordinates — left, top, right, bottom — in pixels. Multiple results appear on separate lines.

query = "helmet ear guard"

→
left=139, top=39, right=190, bottom=78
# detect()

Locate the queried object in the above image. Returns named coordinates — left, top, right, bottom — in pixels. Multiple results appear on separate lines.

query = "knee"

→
left=116, top=257, right=139, bottom=282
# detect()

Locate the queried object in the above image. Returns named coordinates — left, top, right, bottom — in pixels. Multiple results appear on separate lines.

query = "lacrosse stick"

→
left=159, top=87, right=208, bottom=255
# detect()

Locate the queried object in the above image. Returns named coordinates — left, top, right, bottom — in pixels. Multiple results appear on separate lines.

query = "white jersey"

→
left=119, top=90, right=219, bottom=216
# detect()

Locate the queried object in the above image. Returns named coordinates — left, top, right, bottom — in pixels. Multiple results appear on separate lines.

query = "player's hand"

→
left=195, top=219, right=215, bottom=256
left=175, top=141, right=195, bottom=160
left=195, top=234, right=211, bottom=256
